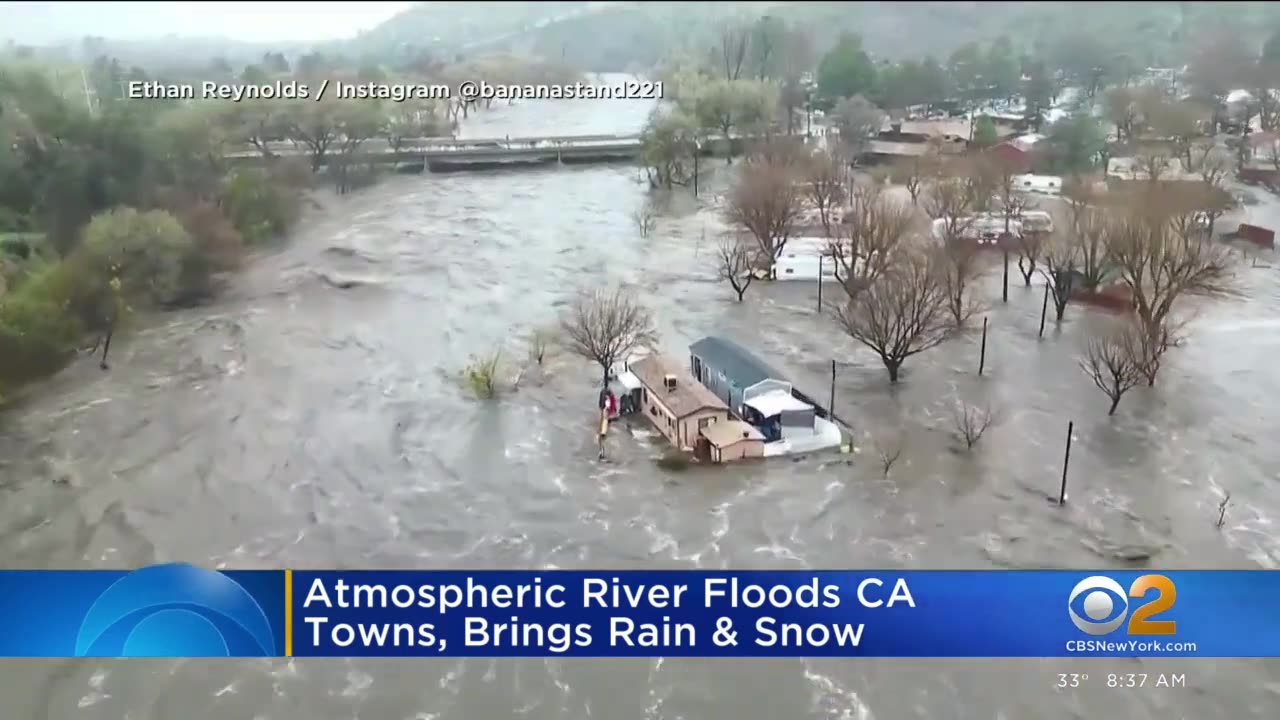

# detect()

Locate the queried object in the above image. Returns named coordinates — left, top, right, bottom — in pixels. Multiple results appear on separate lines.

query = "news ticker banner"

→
left=0, top=565, right=1274, bottom=658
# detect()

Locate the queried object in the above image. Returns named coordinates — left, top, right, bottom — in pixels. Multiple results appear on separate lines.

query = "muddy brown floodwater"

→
left=2, top=77, right=1279, bottom=719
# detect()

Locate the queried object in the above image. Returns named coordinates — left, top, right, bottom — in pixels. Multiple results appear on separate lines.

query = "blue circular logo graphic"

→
left=1067, top=575, right=1129, bottom=636
left=74, top=563, right=276, bottom=657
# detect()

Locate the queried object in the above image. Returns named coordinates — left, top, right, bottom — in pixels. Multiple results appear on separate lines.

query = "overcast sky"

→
left=4, top=1, right=416, bottom=43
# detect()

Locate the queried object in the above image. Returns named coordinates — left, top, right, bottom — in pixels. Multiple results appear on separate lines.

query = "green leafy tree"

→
left=80, top=207, right=195, bottom=307
left=972, top=115, right=998, bottom=147
left=1023, top=63, right=1054, bottom=131
left=1041, top=114, right=1105, bottom=177
left=691, top=79, right=777, bottom=160
left=817, top=33, right=878, bottom=107
left=154, top=104, right=231, bottom=200
left=220, top=168, right=301, bottom=245
left=639, top=109, right=696, bottom=189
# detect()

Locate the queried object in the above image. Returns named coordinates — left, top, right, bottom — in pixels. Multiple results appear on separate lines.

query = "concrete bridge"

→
left=224, top=132, right=650, bottom=172
left=223, top=131, right=760, bottom=173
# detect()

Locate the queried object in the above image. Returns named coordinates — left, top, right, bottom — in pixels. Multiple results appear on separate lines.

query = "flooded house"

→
left=623, top=354, right=737, bottom=455
left=688, top=336, right=843, bottom=457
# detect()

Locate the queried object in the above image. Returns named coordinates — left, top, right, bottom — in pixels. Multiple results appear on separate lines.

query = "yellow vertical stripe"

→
left=284, top=569, right=293, bottom=657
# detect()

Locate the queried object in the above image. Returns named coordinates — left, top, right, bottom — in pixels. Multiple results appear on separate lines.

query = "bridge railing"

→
left=226, top=133, right=643, bottom=157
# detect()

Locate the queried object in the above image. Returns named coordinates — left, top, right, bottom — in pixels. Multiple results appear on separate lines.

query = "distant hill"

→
left=347, top=0, right=1280, bottom=72
left=339, top=1, right=595, bottom=58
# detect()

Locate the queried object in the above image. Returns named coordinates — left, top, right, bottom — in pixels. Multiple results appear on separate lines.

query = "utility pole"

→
left=79, top=66, right=96, bottom=116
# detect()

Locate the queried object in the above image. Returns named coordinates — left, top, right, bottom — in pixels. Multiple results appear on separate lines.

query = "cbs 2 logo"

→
left=1068, top=575, right=1177, bottom=636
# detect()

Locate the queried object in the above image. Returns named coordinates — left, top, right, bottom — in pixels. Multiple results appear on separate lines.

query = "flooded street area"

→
left=2, top=89, right=1279, bottom=719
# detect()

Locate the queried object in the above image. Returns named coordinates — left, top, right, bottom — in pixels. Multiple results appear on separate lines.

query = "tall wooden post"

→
left=1001, top=251, right=1009, bottom=303
left=829, top=360, right=836, bottom=420
left=1059, top=421, right=1074, bottom=505
left=978, top=317, right=988, bottom=376
left=693, top=143, right=699, bottom=198
left=817, top=256, right=824, bottom=311
left=1039, top=283, right=1049, bottom=338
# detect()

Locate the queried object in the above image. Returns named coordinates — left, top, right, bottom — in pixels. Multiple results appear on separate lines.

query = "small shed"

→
left=700, top=420, right=765, bottom=463
left=988, top=141, right=1032, bottom=174
left=689, top=336, right=791, bottom=414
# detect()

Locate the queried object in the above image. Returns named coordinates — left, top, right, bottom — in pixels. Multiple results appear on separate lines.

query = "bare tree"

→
left=1103, top=199, right=1234, bottom=384
left=719, top=21, right=751, bottom=81
left=940, top=239, right=984, bottom=328
left=724, top=157, right=803, bottom=272
left=1192, top=142, right=1233, bottom=188
left=831, top=95, right=886, bottom=159
left=924, top=176, right=976, bottom=246
left=962, top=157, right=999, bottom=214
left=994, top=162, right=1032, bottom=288
left=832, top=249, right=951, bottom=383
left=632, top=204, right=657, bottom=238
left=1079, top=319, right=1147, bottom=415
left=1061, top=178, right=1096, bottom=233
left=1074, top=206, right=1111, bottom=290
left=1016, top=230, right=1045, bottom=286
left=827, top=183, right=914, bottom=300
left=871, top=430, right=905, bottom=477
left=924, top=176, right=983, bottom=327
left=1039, top=230, right=1079, bottom=322
left=716, top=237, right=757, bottom=301
left=1134, top=147, right=1174, bottom=184
left=560, top=287, right=659, bottom=387
left=804, top=149, right=847, bottom=237
left=952, top=400, right=1000, bottom=449
left=1130, top=315, right=1181, bottom=387
left=889, top=155, right=926, bottom=205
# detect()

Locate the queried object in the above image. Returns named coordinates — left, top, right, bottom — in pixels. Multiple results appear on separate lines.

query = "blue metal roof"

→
left=689, top=336, right=789, bottom=388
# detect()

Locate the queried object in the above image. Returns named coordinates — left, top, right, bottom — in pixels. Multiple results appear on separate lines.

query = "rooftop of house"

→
left=1007, top=133, right=1045, bottom=152
left=700, top=419, right=764, bottom=448
left=629, top=354, right=727, bottom=419
left=882, top=118, right=971, bottom=139
left=865, top=140, right=932, bottom=157
left=689, top=336, right=789, bottom=389
left=1106, top=156, right=1201, bottom=182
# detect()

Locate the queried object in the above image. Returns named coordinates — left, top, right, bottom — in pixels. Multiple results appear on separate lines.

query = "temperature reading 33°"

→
left=1057, top=673, right=1088, bottom=689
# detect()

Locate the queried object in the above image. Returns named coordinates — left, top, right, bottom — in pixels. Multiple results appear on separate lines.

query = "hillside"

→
left=340, top=1, right=594, bottom=57
left=352, top=1, right=1280, bottom=72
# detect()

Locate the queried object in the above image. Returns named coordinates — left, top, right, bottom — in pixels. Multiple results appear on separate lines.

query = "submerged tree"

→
left=832, top=249, right=950, bottom=383
left=724, top=154, right=802, bottom=272
left=560, top=287, right=659, bottom=387
left=1039, top=230, right=1079, bottom=322
left=1080, top=319, right=1147, bottom=415
left=639, top=108, right=696, bottom=189
left=1103, top=196, right=1234, bottom=383
left=827, top=183, right=913, bottom=300
left=715, top=236, right=757, bottom=301
left=804, top=148, right=847, bottom=237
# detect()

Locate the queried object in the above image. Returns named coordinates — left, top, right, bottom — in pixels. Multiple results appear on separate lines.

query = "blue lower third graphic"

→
left=0, top=568, right=1278, bottom=657
left=0, top=564, right=286, bottom=657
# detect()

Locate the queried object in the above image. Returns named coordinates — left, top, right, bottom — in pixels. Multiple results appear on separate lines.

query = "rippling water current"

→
left=2, top=79, right=1279, bottom=719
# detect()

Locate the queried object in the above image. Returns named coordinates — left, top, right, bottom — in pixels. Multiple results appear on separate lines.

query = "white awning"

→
left=743, top=390, right=812, bottom=418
